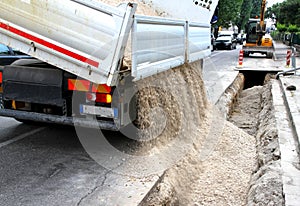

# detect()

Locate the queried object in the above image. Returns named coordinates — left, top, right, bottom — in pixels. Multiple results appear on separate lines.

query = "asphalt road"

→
left=203, top=44, right=242, bottom=104
left=0, top=118, right=162, bottom=206
left=0, top=46, right=244, bottom=206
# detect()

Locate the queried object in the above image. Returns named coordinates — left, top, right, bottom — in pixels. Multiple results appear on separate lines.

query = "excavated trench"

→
left=229, top=72, right=284, bottom=206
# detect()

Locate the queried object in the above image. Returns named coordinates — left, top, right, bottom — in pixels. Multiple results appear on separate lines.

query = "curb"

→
left=278, top=77, right=300, bottom=152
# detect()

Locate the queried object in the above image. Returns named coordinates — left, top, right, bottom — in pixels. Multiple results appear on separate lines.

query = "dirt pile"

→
left=99, top=1, right=259, bottom=204
left=136, top=62, right=257, bottom=205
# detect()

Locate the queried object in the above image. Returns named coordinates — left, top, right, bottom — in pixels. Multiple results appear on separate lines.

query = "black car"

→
left=0, top=44, right=32, bottom=66
left=213, top=35, right=237, bottom=50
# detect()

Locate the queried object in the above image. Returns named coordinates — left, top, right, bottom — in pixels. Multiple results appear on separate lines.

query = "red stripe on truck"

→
left=0, top=22, right=99, bottom=68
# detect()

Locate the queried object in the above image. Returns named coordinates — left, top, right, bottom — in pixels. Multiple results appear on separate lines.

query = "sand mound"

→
left=98, top=1, right=257, bottom=204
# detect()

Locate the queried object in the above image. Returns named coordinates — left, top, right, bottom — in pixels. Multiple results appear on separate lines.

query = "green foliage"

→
left=235, top=0, right=253, bottom=32
left=287, top=24, right=299, bottom=33
left=268, top=0, right=300, bottom=26
left=216, top=0, right=262, bottom=31
left=250, top=0, right=262, bottom=18
left=270, top=30, right=281, bottom=40
left=276, top=23, right=288, bottom=32
left=217, top=0, right=243, bottom=28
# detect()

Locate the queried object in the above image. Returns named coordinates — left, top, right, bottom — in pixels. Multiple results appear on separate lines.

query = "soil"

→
left=229, top=80, right=284, bottom=206
left=229, top=85, right=263, bottom=136
left=138, top=63, right=257, bottom=205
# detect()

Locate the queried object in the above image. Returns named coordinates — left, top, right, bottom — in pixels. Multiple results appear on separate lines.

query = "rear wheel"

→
left=244, top=51, right=249, bottom=57
left=0, top=95, right=3, bottom=109
left=266, top=52, right=273, bottom=59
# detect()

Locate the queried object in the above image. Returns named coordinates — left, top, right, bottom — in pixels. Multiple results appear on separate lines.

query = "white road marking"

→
left=0, top=127, right=45, bottom=148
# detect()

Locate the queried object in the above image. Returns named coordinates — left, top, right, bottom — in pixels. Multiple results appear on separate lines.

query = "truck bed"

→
left=0, top=0, right=212, bottom=86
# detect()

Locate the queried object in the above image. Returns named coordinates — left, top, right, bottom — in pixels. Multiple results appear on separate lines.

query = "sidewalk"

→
left=274, top=75, right=300, bottom=206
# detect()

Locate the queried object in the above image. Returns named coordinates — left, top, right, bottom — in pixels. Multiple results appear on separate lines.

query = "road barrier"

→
left=237, top=50, right=244, bottom=67
left=286, top=50, right=291, bottom=67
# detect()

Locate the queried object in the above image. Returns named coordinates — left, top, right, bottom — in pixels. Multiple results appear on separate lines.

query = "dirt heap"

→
left=99, top=1, right=258, bottom=204
left=135, top=61, right=257, bottom=205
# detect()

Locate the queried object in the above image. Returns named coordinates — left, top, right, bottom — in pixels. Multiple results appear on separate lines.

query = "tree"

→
left=236, top=0, right=253, bottom=32
left=216, top=0, right=243, bottom=29
left=268, top=0, right=300, bottom=27
left=250, top=0, right=262, bottom=18
left=265, top=3, right=280, bottom=20
left=216, top=0, right=263, bottom=32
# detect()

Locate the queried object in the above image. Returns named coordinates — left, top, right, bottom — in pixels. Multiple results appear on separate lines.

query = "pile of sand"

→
left=98, top=1, right=258, bottom=204
left=133, top=61, right=257, bottom=205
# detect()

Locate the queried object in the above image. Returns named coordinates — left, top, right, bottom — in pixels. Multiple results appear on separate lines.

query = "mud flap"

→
left=3, top=63, right=64, bottom=106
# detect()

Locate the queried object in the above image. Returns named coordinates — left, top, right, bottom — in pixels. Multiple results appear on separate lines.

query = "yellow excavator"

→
left=243, top=0, right=274, bottom=58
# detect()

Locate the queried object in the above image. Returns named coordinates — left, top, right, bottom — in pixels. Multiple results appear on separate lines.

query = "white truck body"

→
left=0, top=0, right=218, bottom=129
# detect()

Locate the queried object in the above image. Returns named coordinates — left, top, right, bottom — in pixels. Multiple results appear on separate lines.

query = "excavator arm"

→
left=257, top=0, right=267, bottom=45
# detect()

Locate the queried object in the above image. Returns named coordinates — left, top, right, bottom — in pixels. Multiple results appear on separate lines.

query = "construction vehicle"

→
left=0, top=0, right=218, bottom=130
left=243, top=0, right=274, bottom=58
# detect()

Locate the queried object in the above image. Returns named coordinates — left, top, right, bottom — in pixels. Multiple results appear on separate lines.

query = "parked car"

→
left=0, top=44, right=33, bottom=108
left=0, top=44, right=33, bottom=66
left=214, top=35, right=237, bottom=50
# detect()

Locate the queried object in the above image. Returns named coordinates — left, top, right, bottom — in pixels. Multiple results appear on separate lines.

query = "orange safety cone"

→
left=237, top=50, right=244, bottom=67
left=286, top=50, right=291, bottom=67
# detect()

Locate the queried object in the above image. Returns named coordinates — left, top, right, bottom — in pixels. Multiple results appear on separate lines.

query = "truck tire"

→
left=0, top=95, right=3, bottom=109
left=266, top=52, right=273, bottom=59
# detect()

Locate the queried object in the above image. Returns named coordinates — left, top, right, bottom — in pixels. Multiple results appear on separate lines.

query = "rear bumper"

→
left=214, top=43, right=231, bottom=49
left=243, top=46, right=274, bottom=53
left=0, top=108, right=118, bottom=131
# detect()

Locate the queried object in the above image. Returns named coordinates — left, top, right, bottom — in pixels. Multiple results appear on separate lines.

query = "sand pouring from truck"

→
left=243, top=0, right=274, bottom=58
left=0, top=0, right=218, bottom=130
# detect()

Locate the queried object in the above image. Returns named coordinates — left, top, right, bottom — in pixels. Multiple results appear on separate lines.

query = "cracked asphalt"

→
left=0, top=119, right=158, bottom=206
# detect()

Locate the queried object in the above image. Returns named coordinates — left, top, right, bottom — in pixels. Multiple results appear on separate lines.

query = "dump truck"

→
left=243, top=0, right=274, bottom=58
left=0, top=0, right=218, bottom=130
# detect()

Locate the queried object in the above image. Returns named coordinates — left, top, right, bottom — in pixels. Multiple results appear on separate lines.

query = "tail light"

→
left=86, top=92, right=112, bottom=104
left=67, top=79, right=112, bottom=103
left=0, top=71, right=2, bottom=84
